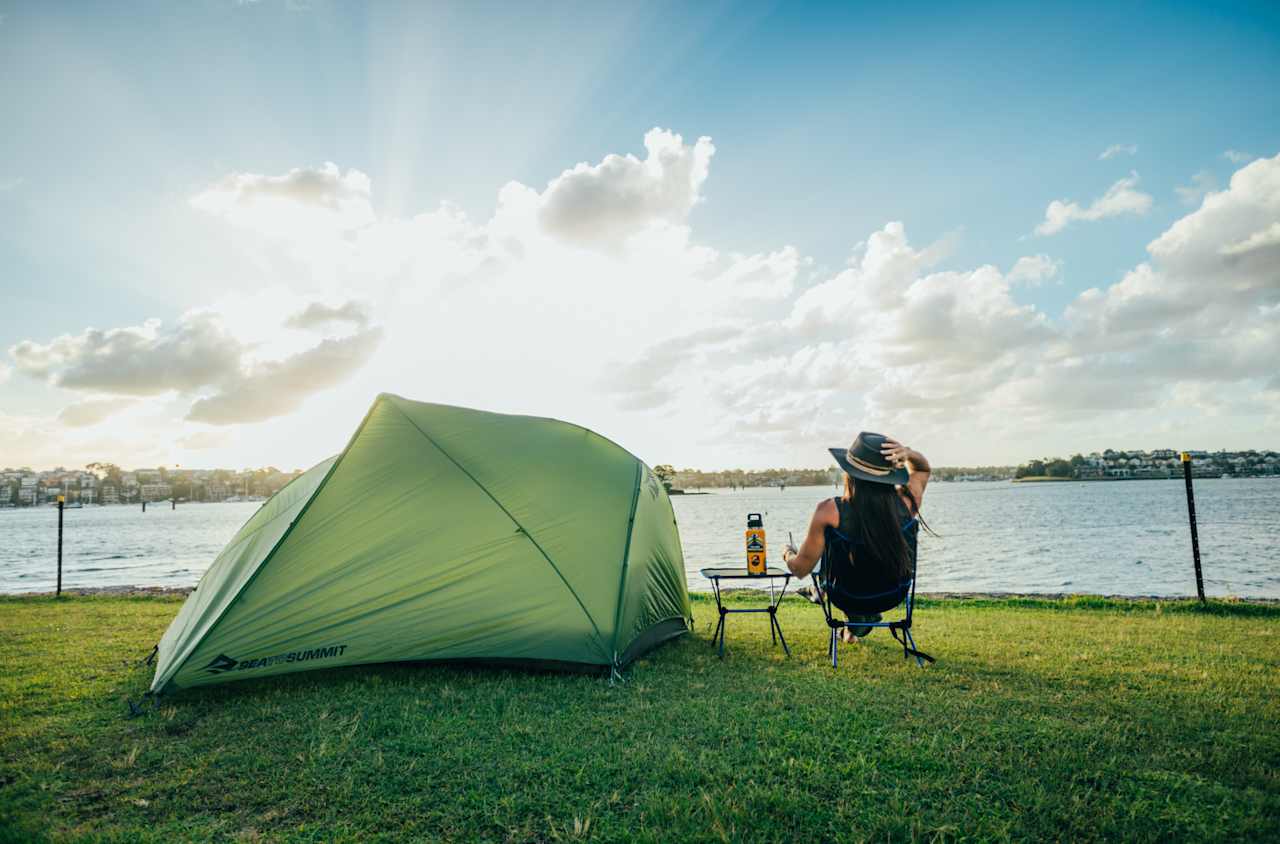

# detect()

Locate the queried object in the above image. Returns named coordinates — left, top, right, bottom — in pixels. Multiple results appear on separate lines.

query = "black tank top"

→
left=826, top=495, right=918, bottom=597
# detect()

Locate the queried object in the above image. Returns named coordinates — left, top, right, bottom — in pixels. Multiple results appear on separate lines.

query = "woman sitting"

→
left=783, top=432, right=931, bottom=643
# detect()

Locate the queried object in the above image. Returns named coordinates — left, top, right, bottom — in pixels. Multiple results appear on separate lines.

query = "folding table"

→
left=699, top=566, right=792, bottom=658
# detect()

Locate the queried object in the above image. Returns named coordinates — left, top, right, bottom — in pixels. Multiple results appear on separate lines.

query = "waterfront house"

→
left=140, top=482, right=172, bottom=502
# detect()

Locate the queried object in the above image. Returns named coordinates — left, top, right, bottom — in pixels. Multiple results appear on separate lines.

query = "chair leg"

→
left=830, top=627, right=839, bottom=668
left=904, top=627, right=925, bottom=669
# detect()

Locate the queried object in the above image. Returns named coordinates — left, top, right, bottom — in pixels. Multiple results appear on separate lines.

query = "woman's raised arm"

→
left=881, top=439, right=931, bottom=512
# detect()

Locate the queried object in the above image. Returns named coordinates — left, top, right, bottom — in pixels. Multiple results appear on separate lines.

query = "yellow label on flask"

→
left=746, top=528, right=766, bottom=574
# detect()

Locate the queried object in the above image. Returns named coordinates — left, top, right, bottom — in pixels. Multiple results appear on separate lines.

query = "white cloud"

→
left=1050, top=154, right=1280, bottom=390
left=190, top=162, right=375, bottom=238
left=529, top=128, right=715, bottom=247
left=1220, top=221, right=1280, bottom=256
left=1035, top=172, right=1153, bottom=235
left=1007, top=254, right=1061, bottom=285
left=6, top=133, right=1278, bottom=470
left=1099, top=143, right=1137, bottom=160
left=707, top=246, right=804, bottom=301
left=58, top=397, right=137, bottom=428
left=611, top=222, right=1055, bottom=432
left=285, top=300, right=371, bottom=332
left=186, top=327, right=383, bottom=425
left=1175, top=170, right=1217, bottom=205
left=608, top=155, right=1280, bottom=464
left=9, top=313, right=244, bottom=395
left=9, top=300, right=383, bottom=428
left=602, top=325, right=742, bottom=412
left=1223, top=149, right=1254, bottom=164
left=0, top=177, right=22, bottom=192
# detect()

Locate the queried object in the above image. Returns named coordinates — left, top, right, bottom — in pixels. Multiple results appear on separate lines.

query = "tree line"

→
left=649, top=464, right=1020, bottom=489
left=652, top=466, right=840, bottom=490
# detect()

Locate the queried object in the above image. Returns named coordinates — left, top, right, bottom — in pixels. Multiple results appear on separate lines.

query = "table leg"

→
left=771, top=575, right=791, bottom=656
left=710, top=577, right=724, bottom=653
left=773, top=612, right=790, bottom=657
left=718, top=607, right=727, bottom=659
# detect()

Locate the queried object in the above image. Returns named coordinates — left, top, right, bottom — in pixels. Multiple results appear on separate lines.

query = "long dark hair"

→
left=842, top=475, right=933, bottom=581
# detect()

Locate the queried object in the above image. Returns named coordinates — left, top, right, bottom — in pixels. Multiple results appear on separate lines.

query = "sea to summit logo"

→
left=204, top=653, right=238, bottom=674
left=202, top=644, right=348, bottom=675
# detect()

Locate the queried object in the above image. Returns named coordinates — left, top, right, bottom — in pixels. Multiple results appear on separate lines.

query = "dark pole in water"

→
left=171, top=497, right=175, bottom=510
left=56, top=495, right=64, bottom=597
left=1180, top=452, right=1205, bottom=603
left=142, top=499, right=146, bottom=513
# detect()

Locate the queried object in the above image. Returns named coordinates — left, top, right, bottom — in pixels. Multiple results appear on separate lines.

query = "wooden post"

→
left=1180, top=452, right=1206, bottom=603
left=56, top=495, right=64, bottom=597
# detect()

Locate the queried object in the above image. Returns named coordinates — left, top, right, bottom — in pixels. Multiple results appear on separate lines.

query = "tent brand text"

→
left=204, top=645, right=348, bottom=674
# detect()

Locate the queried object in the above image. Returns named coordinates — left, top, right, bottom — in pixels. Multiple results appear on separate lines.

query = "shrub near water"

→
left=1, top=594, right=1277, bottom=842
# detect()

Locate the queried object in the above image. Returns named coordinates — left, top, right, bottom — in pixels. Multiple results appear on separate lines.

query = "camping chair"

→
left=812, top=514, right=934, bottom=668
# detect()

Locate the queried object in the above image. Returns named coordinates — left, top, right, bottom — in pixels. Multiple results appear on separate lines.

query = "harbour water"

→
left=0, top=478, right=1276, bottom=598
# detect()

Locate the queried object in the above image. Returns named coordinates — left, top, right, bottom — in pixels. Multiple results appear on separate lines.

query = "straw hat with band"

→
left=828, top=431, right=908, bottom=486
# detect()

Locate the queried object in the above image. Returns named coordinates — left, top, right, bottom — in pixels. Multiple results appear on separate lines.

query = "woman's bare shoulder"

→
left=814, top=497, right=839, bottom=526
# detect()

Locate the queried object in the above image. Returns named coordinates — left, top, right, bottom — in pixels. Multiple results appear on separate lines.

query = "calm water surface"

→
left=0, top=479, right=1276, bottom=597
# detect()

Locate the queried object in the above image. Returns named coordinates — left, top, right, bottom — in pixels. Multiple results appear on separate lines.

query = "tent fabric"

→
left=150, top=394, right=691, bottom=693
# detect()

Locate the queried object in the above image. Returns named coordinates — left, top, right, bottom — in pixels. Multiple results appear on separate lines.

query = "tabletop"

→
left=699, top=566, right=791, bottom=579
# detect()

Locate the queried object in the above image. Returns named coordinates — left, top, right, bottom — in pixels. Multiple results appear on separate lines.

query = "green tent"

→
left=150, top=394, right=691, bottom=693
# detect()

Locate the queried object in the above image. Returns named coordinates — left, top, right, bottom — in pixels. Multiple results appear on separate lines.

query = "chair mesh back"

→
left=820, top=516, right=917, bottom=616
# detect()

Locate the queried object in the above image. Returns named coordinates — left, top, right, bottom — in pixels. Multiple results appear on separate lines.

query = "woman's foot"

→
left=796, top=585, right=824, bottom=605
left=838, top=628, right=860, bottom=644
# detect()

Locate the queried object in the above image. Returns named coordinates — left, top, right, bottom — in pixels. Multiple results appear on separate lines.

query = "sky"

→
left=1, top=0, right=1278, bottom=472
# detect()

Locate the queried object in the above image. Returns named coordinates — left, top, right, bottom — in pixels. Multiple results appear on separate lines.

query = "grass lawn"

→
left=1, top=593, right=1277, bottom=842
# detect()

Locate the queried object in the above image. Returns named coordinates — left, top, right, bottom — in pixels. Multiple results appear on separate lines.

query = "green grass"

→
left=1, top=593, right=1277, bottom=842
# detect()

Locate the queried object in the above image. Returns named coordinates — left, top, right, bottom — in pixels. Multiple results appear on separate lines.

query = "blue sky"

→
left=2, top=0, right=1278, bottom=470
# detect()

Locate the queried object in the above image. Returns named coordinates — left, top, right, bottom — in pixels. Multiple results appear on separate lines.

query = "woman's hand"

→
left=881, top=438, right=910, bottom=468
left=782, top=542, right=799, bottom=564
left=883, top=438, right=932, bottom=512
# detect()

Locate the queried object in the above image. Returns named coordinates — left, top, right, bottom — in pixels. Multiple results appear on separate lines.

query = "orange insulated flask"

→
left=745, top=513, right=766, bottom=575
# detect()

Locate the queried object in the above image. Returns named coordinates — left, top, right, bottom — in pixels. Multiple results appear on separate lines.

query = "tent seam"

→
left=608, top=461, right=643, bottom=666
left=154, top=395, right=387, bottom=693
left=384, top=398, right=609, bottom=652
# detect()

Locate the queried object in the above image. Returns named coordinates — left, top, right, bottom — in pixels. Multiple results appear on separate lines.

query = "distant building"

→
left=140, top=482, right=172, bottom=502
